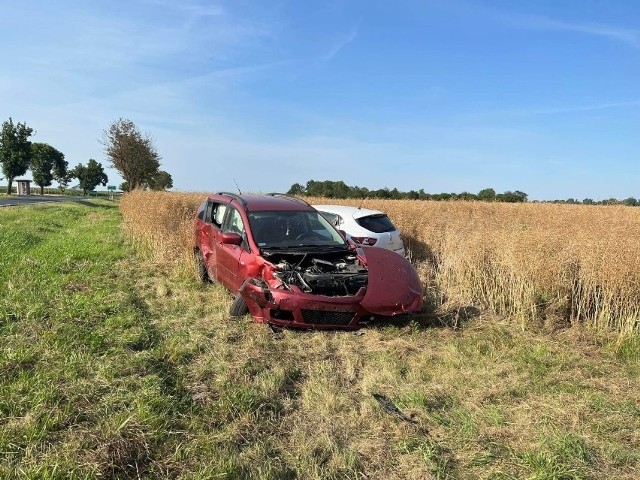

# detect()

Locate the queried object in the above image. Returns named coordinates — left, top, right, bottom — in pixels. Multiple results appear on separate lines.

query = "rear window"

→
left=355, top=214, right=396, bottom=233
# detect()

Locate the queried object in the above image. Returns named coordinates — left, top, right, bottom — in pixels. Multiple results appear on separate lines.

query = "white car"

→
left=313, top=204, right=406, bottom=256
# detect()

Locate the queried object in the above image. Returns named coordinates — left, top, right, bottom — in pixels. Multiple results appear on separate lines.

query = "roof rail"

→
left=216, top=191, right=248, bottom=208
left=266, top=192, right=312, bottom=207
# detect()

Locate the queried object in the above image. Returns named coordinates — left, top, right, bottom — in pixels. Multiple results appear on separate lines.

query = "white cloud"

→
left=492, top=99, right=640, bottom=117
left=496, top=12, right=640, bottom=48
left=143, top=0, right=225, bottom=18
left=321, top=24, right=359, bottom=62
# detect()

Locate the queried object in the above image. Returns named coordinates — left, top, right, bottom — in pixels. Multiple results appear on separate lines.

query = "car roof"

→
left=209, top=193, right=316, bottom=212
left=313, top=204, right=385, bottom=220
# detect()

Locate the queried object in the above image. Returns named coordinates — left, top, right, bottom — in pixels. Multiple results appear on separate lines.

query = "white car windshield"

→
left=249, top=211, right=346, bottom=248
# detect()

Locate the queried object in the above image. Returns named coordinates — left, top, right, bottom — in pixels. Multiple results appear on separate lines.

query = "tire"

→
left=229, top=294, right=249, bottom=317
left=195, top=250, right=210, bottom=283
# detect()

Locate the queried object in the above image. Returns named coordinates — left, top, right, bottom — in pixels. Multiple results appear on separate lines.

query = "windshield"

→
left=248, top=210, right=346, bottom=248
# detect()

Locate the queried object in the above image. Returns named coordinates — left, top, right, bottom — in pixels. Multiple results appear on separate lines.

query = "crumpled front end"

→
left=238, top=247, right=423, bottom=329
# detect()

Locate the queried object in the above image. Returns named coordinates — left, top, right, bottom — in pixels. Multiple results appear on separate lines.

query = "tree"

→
left=0, top=118, right=33, bottom=194
left=354, top=186, right=370, bottom=198
left=71, top=159, right=108, bottom=195
left=374, top=188, right=392, bottom=199
left=496, top=190, right=528, bottom=203
left=458, top=191, right=477, bottom=201
left=478, top=188, right=496, bottom=202
left=287, top=183, right=305, bottom=195
left=31, top=142, right=65, bottom=195
left=389, top=187, right=402, bottom=199
left=148, top=170, right=173, bottom=191
left=103, top=118, right=160, bottom=190
left=53, top=158, right=71, bottom=192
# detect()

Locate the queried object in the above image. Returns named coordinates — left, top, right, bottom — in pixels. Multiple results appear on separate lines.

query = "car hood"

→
left=360, top=247, right=423, bottom=315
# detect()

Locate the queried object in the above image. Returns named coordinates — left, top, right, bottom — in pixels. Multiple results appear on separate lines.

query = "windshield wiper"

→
left=262, top=243, right=347, bottom=251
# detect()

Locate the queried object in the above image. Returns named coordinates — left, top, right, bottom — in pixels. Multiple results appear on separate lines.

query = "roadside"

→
left=0, top=194, right=93, bottom=207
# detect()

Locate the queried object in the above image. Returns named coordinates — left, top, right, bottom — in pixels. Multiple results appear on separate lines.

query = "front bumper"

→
left=238, top=280, right=411, bottom=329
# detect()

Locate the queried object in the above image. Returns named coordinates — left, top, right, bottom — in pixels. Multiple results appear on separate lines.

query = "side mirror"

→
left=220, top=232, right=243, bottom=245
left=338, top=229, right=346, bottom=239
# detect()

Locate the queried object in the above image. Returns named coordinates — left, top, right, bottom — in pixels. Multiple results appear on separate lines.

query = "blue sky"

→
left=1, top=0, right=639, bottom=200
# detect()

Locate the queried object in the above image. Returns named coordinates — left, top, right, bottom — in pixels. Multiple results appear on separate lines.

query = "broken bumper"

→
left=238, top=279, right=420, bottom=329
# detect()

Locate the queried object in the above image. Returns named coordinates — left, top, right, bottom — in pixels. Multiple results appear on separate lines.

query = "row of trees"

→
left=0, top=118, right=109, bottom=195
left=289, top=180, right=640, bottom=206
left=545, top=198, right=640, bottom=206
left=0, top=117, right=173, bottom=195
left=288, top=180, right=529, bottom=203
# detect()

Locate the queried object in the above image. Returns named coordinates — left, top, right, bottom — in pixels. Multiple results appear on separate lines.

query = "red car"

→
left=194, top=192, right=422, bottom=329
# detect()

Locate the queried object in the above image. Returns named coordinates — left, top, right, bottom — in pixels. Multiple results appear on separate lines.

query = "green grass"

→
left=1, top=200, right=639, bottom=479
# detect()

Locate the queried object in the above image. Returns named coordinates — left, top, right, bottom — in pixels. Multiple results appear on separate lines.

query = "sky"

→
left=1, top=0, right=639, bottom=200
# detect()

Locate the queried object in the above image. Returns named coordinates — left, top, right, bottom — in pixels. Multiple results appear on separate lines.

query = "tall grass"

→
left=316, top=198, right=640, bottom=335
left=120, top=191, right=640, bottom=335
left=120, top=191, right=204, bottom=276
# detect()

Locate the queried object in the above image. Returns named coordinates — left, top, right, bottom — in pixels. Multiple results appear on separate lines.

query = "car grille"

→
left=301, top=309, right=355, bottom=326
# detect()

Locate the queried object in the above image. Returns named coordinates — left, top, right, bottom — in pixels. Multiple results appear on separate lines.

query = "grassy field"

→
left=1, top=199, right=639, bottom=479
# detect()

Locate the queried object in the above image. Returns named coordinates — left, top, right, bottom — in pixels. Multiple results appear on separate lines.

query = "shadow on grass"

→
left=73, top=199, right=119, bottom=210
left=261, top=304, right=482, bottom=339
left=365, top=305, right=481, bottom=332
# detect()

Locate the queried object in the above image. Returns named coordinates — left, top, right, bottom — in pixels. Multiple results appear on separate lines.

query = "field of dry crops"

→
left=121, top=190, right=640, bottom=336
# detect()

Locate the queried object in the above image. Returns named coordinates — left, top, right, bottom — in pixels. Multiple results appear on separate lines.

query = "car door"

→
left=215, top=206, right=249, bottom=292
left=200, top=201, right=227, bottom=281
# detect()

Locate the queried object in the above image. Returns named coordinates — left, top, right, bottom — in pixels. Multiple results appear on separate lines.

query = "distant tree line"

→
left=288, top=180, right=529, bottom=203
left=543, top=197, right=640, bottom=206
left=0, top=117, right=173, bottom=195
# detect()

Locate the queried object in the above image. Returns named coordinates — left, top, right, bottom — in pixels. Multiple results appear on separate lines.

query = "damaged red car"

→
left=194, top=192, right=422, bottom=329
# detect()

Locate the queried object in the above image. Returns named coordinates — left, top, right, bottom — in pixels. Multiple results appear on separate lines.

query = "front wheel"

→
left=229, top=295, right=249, bottom=317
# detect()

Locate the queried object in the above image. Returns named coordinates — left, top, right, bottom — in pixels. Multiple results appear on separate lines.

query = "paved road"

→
left=0, top=195, right=88, bottom=207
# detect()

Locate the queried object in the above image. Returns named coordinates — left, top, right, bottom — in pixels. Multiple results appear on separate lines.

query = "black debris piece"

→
left=268, top=324, right=284, bottom=339
left=372, top=393, right=418, bottom=425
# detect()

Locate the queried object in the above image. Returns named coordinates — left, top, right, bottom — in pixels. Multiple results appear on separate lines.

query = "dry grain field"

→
left=122, top=190, right=640, bottom=337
